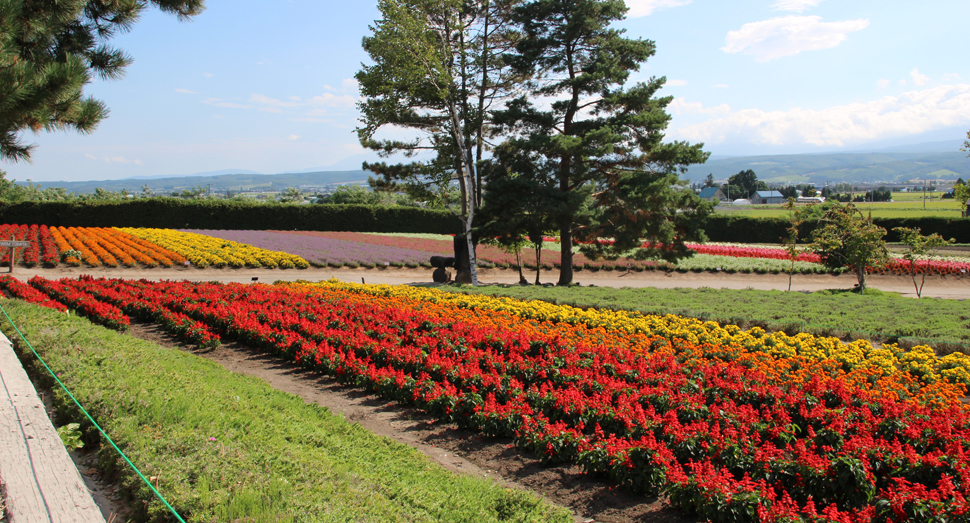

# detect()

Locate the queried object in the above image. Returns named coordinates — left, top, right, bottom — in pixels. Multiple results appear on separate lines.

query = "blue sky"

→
left=7, top=0, right=970, bottom=182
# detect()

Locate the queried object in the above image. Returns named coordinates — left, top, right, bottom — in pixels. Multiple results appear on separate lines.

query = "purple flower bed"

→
left=182, top=230, right=449, bottom=267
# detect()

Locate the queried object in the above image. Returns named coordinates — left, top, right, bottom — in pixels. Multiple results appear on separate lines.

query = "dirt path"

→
left=7, top=265, right=969, bottom=299
left=126, top=321, right=692, bottom=523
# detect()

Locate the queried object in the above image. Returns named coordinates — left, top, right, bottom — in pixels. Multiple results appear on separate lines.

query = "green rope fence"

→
left=0, top=303, right=187, bottom=523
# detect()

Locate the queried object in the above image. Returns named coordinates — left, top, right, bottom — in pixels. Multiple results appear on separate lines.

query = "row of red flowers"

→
left=0, top=275, right=67, bottom=311
left=688, top=244, right=970, bottom=277
left=28, top=276, right=129, bottom=330
left=0, top=224, right=60, bottom=268
left=18, top=276, right=970, bottom=522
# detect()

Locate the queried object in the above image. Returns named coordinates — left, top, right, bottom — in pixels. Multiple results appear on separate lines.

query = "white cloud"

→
left=287, top=134, right=301, bottom=141
left=308, top=93, right=357, bottom=108
left=943, top=73, right=963, bottom=82
left=202, top=73, right=214, bottom=78
left=290, top=117, right=334, bottom=123
left=771, top=0, right=823, bottom=12
left=201, top=98, right=251, bottom=109
left=910, top=68, right=930, bottom=86
left=341, top=78, right=360, bottom=92
left=250, top=93, right=301, bottom=109
left=713, top=83, right=730, bottom=89
left=669, top=84, right=970, bottom=148
left=625, top=0, right=692, bottom=18
left=666, top=79, right=688, bottom=86
left=669, top=98, right=732, bottom=116
left=175, top=88, right=199, bottom=94
left=722, top=16, right=869, bottom=62
left=877, top=79, right=890, bottom=89
left=85, top=153, right=143, bottom=165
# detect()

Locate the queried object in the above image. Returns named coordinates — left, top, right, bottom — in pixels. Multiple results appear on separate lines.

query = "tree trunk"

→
left=446, top=98, right=479, bottom=286
left=535, top=243, right=542, bottom=285
left=516, top=248, right=527, bottom=284
left=558, top=226, right=573, bottom=286
left=856, top=265, right=867, bottom=294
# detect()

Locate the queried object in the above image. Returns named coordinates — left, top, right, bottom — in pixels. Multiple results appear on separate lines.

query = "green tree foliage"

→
left=779, top=186, right=798, bottom=199
left=864, top=187, right=892, bottom=202
left=488, top=0, right=710, bottom=285
left=954, top=182, right=970, bottom=218
left=316, top=184, right=418, bottom=207
left=810, top=202, right=889, bottom=294
left=892, top=226, right=954, bottom=298
left=0, top=0, right=204, bottom=163
left=782, top=198, right=806, bottom=291
left=725, top=169, right=766, bottom=199
left=477, top=167, right=561, bottom=285
left=797, top=184, right=817, bottom=198
left=702, top=173, right=715, bottom=188
left=277, top=187, right=305, bottom=203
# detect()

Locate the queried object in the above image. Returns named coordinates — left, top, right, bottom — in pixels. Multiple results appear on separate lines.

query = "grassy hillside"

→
left=2, top=299, right=570, bottom=523
left=687, top=151, right=970, bottom=184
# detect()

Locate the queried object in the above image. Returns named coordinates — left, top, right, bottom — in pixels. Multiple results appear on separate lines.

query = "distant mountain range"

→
left=21, top=170, right=371, bottom=194
left=18, top=140, right=970, bottom=194
left=686, top=140, right=970, bottom=184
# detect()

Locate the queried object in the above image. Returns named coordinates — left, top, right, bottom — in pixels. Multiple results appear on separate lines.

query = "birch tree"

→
left=357, top=0, right=518, bottom=285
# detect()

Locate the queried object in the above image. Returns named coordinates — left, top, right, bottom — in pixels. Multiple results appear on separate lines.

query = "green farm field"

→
left=714, top=193, right=965, bottom=219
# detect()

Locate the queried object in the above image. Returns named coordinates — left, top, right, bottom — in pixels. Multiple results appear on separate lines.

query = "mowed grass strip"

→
left=1, top=300, right=570, bottom=523
left=438, top=285, right=970, bottom=353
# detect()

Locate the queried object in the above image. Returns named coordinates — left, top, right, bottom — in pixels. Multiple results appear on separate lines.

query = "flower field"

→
left=119, top=228, right=310, bottom=269
left=9, top=275, right=970, bottom=521
left=0, top=223, right=59, bottom=267
left=279, top=231, right=666, bottom=270
left=187, top=229, right=445, bottom=267
left=690, top=243, right=970, bottom=277
left=1, top=222, right=965, bottom=276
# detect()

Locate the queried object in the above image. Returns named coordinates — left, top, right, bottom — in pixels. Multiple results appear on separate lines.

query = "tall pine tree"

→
left=490, top=0, right=711, bottom=285
left=0, top=0, right=204, bottom=163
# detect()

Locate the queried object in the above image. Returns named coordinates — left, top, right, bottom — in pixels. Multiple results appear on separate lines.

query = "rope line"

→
left=0, top=303, right=186, bottom=523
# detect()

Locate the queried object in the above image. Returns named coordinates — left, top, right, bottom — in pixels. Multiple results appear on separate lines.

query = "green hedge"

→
left=0, top=199, right=965, bottom=243
left=702, top=215, right=970, bottom=244
left=0, top=199, right=463, bottom=233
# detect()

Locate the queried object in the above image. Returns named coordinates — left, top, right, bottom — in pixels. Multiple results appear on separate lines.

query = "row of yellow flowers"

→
left=118, top=228, right=309, bottom=269
left=287, top=279, right=970, bottom=390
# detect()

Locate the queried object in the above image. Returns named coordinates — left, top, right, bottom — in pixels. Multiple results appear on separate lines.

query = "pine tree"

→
left=0, top=0, right=204, bottom=163
left=489, top=0, right=710, bottom=285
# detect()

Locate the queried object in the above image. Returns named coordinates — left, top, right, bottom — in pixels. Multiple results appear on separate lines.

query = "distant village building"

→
left=698, top=187, right=727, bottom=202
left=751, top=190, right=785, bottom=204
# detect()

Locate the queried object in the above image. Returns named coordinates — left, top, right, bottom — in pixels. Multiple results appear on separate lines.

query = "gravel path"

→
left=5, top=265, right=968, bottom=299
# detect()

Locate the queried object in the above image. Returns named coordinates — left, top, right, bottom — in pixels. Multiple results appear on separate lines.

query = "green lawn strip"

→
left=0, top=300, right=570, bottom=523
left=436, top=285, right=970, bottom=354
